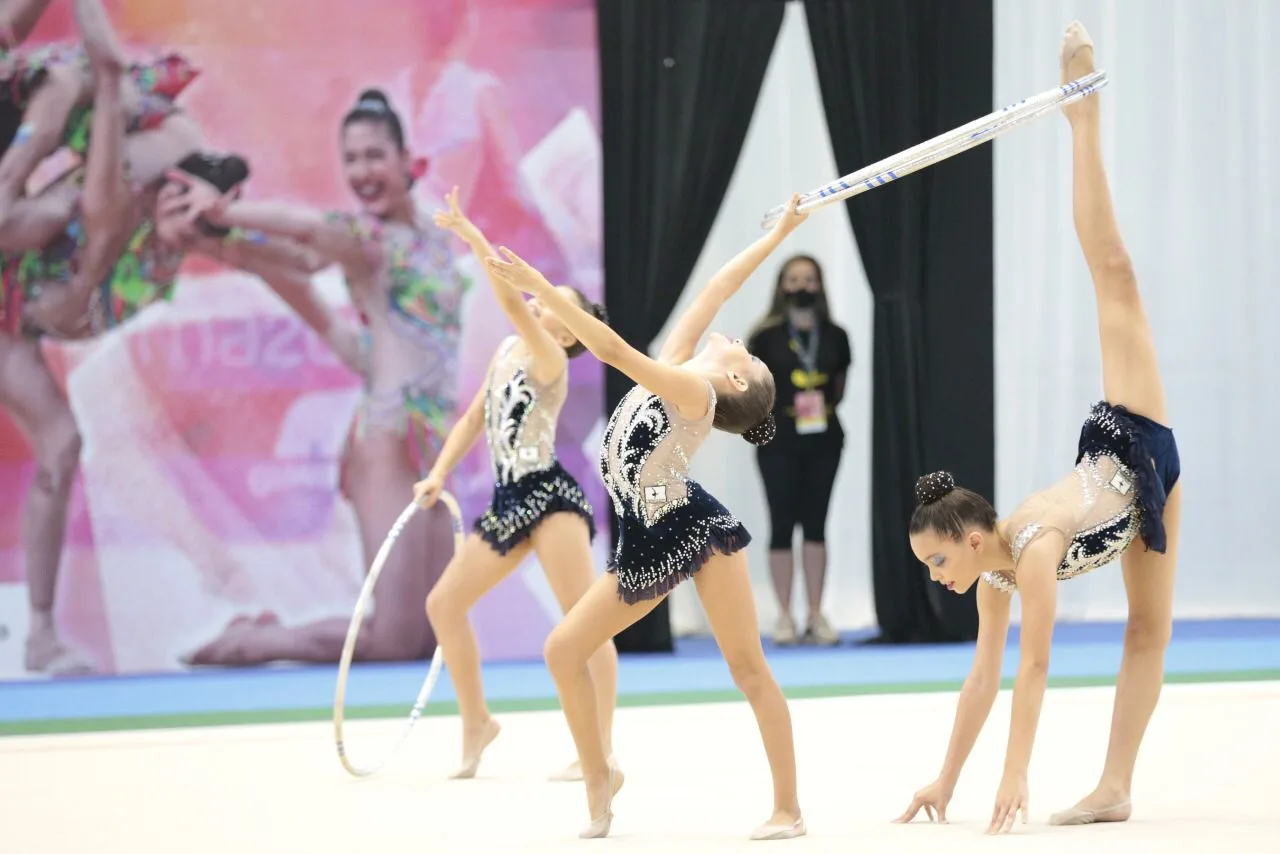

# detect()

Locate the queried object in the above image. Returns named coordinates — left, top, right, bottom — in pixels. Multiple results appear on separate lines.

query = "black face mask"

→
left=786, top=290, right=817, bottom=309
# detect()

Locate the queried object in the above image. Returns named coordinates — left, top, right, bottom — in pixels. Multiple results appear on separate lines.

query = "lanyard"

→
left=788, top=322, right=820, bottom=375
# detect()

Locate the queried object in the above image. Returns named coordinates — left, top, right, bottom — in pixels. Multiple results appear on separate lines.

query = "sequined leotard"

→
left=601, top=379, right=751, bottom=603
left=323, top=211, right=470, bottom=468
left=0, top=216, right=183, bottom=339
left=982, top=401, right=1181, bottom=594
left=473, top=336, right=594, bottom=554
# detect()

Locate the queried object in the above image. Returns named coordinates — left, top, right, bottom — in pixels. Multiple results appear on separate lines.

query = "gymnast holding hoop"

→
left=411, top=187, right=618, bottom=783
left=896, top=23, right=1181, bottom=834
left=485, top=195, right=809, bottom=841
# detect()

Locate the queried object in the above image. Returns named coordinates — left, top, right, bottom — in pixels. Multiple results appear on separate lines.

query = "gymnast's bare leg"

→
left=1048, top=22, right=1182, bottom=826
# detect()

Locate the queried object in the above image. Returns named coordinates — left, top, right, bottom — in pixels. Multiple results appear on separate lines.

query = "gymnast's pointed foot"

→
left=1060, top=21, right=1099, bottom=124
left=579, top=765, right=624, bottom=839
left=1049, top=787, right=1131, bottom=826
left=450, top=716, right=501, bottom=779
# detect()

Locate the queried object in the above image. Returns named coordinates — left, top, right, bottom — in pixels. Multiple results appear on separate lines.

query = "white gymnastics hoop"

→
left=332, top=491, right=464, bottom=778
left=760, top=69, right=1109, bottom=229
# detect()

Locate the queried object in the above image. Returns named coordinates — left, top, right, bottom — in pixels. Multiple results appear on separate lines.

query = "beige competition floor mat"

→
left=3, top=681, right=1277, bottom=853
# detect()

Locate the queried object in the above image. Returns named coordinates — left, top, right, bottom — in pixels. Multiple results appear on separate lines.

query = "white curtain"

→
left=660, top=3, right=877, bottom=636
left=995, top=0, right=1280, bottom=621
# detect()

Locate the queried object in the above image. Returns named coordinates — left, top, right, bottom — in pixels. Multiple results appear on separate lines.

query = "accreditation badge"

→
left=794, top=389, right=827, bottom=435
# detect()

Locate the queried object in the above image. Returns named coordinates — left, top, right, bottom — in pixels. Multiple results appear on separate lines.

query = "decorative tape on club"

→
left=760, top=70, right=1108, bottom=229
left=333, top=491, right=464, bottom=778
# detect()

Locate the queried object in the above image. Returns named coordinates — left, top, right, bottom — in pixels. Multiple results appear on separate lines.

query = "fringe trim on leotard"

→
left=608, top=519, right=752, bottom=605
left=474, top=462, right=596, bottom=556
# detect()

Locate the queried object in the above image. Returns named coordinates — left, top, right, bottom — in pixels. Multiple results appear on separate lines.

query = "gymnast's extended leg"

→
left=1049, top=22, right=1181, bottom=826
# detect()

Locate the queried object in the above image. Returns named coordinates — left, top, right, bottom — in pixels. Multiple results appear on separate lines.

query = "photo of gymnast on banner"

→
left=0, top=0, right=604, bottom=679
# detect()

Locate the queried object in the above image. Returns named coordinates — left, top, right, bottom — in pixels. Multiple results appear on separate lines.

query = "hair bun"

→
left=177, top=152, right=251, bottom=193
left=914, top=470, right=955, bottom=506
left=355, top=88, right=391, bottom=110
left=591, top=302, right=610, bottom=325
left=742, top=414, right=776, bottom=446
left=173, top=152, right=251, bottom=239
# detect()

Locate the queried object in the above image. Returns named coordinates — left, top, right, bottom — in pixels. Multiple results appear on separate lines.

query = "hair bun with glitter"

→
left=742, top=414, right=776, bottom=446
left=914, top=470, right=955, bottom=506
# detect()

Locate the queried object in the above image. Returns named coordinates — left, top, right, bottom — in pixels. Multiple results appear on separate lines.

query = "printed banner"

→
left=0, top=0, right=604, bottom=679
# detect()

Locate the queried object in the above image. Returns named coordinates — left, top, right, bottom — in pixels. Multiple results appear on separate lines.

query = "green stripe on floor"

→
left=3, top=668, right=1277, bottom=738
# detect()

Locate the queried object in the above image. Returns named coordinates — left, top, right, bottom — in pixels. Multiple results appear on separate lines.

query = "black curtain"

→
left=804, top=0, right=993, bottom=643
left=597, top=0, right=786, bottom=652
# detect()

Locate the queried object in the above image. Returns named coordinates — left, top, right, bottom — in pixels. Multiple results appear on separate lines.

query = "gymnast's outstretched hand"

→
left=773, top=191, right=809, bottom=234
left=432, top=185, right=483, bottom=245
left=484, top=246, right=552, bottom=295
left=158, top=170, right=238, bottom=230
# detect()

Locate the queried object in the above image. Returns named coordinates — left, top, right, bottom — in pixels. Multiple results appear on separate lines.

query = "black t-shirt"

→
left=748, top=319, right=852, bottom=451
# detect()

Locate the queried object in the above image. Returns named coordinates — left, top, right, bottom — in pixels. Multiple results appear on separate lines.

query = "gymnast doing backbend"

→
left=486, top=194, right=810, bottom=840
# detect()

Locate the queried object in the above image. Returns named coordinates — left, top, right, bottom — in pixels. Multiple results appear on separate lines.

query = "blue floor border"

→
left=2, top=619, right=1278, bottom=726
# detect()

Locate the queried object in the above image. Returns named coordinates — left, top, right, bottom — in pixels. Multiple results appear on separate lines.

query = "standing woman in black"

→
left=747, top=255, right=852, bottom=645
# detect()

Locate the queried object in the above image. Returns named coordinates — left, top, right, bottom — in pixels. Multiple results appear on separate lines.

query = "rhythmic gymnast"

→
left=485, top=195, right=810, bottom=841
left=0, top=0, right=202, bottom=249
left=411, top=188, right=618, bottom=783
left=0, top=0, right=323, bottom=676
left=169, top=89, right=471, bottom=667
left=896, top=22, right=1181, bottom=834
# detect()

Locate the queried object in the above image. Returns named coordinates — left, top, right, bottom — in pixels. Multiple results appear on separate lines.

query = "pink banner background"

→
left=0, top=0, right=604, bottom=678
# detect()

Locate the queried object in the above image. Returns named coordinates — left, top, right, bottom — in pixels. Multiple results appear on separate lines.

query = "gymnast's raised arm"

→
left=61, top=0, right=133, bottom=311
left=159, top=174, right=377, bottom=277
left=656, top=194, right=807, bottom=365
left=190, top=232, right=364, bottom=374
left=431, top=185, right=567, bottom=384
left=485, top=247, right=711, bottom=419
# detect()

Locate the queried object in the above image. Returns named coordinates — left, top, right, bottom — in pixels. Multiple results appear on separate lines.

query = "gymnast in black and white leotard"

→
left=896, top=22, right=1182, bottom=835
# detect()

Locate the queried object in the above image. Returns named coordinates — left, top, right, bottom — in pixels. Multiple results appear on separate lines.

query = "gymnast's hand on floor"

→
left=895, top=777, right=953, bottom=824
left=987, top=772, right=1028, bottom=834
